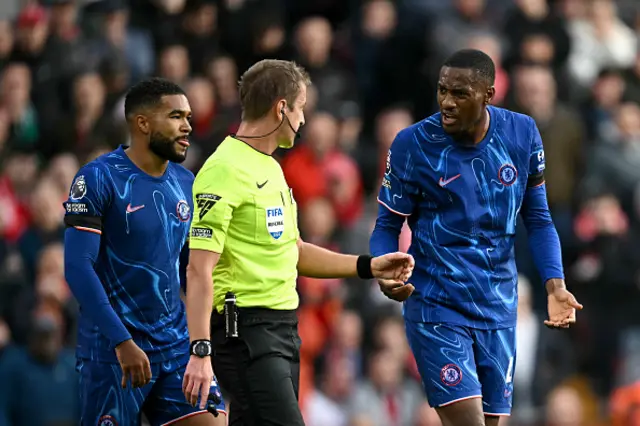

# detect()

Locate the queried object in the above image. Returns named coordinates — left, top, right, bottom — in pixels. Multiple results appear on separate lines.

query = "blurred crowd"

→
left=0, top=0, right=639, bottom=425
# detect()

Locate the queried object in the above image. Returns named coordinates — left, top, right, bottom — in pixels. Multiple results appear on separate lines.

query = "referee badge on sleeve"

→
left=265, top=206, right=284, bottom=240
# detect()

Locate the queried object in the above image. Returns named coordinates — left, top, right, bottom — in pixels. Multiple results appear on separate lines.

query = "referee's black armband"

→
left=527, top=172, right=545, bottom=188
left=64, top=214, right=103, bottom=232
left=357, top=255, right=374, bottom=279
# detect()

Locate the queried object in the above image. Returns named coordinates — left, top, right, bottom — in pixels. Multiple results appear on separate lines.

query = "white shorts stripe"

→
left=437, top=395, right=482, bottom=407
left=161, top=409, right=227, bottom=426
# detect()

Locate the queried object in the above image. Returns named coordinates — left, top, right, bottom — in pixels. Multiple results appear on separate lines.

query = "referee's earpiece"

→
left=236, top=106, right=289, bottom=140
left=280, top=105, right=302, bottom=143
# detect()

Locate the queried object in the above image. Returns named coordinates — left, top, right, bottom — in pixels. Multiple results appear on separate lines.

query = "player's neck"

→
left=125, top=144, right=168, bottom=177
left=233, top=120, right=279, bottom=155
left=470, top=108, right=490, bottom=145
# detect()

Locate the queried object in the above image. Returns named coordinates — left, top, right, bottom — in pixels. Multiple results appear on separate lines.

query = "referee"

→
left=181, top=59, right=415, bottom=426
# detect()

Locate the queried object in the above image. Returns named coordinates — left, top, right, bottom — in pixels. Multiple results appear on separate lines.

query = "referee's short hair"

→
left=238, top=59, right=311, bottom=121
left=442, top=49, right=496, bottom=86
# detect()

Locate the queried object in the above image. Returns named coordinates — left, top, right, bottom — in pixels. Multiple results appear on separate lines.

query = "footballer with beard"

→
left=63, top=78, right=226, bottom=426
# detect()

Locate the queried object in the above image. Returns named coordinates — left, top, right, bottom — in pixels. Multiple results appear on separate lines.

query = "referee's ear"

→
left=277, top=100, right=287, bottom=120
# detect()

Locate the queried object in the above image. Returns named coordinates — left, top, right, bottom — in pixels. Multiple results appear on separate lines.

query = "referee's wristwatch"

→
left=190, top=339, right=212, bottom=358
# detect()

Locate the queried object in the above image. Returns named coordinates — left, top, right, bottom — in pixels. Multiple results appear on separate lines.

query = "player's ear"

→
left=135, top=114, right=150, bottom=135
left=485, top=86, right=496, bottom=105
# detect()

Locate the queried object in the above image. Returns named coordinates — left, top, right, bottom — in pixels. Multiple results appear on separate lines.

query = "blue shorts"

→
left=77, top=351, right=226, bottom=426
left=405, top=321, right=515, bottom=416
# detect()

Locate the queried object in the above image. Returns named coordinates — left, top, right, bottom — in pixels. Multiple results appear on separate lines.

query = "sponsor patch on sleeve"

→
left=191, top=227, right=213, bottom=239
left=195, top=193, right=222, bottom=220
left=65, top=202, right=89, bottom=214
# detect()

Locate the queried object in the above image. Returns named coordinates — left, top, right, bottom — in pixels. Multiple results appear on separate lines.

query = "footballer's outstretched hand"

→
left=378, top=279, right=415, bottom=302
left=545, top=279, right=583, bottom=329
left=371, top=252, right=415, bottom=282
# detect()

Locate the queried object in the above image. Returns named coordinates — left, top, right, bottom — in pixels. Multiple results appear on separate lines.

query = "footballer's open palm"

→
left=545, top=288, right=583, bottom=329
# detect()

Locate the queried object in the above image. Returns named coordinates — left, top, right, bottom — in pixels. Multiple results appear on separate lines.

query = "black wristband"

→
left=357, top=254, right=374, bottom=279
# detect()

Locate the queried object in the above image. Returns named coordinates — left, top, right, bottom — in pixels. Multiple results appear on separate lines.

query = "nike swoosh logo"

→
left=126, top=203, right=145, bottom=213
left=438, top=174, right=461, bottom=187
left=257, top=180, right=268, bottom=189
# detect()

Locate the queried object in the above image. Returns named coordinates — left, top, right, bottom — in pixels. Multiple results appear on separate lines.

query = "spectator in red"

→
left=611, top=382, right=640, bottom=426
left=0, top=152, right=37, bottom=244
left=282, top=112, right=364, bottom=228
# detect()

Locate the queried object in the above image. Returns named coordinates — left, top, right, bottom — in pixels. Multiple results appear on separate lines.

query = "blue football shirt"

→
left=377, top=106, right=546, bottom=329
left=63, top=146, right=194, bottom=363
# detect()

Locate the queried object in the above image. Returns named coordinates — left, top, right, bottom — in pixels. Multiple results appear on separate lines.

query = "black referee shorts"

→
left=211, top=307, right=305, bottom=426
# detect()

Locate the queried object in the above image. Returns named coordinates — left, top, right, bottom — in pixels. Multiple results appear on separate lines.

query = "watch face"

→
left=195, top=341, right=211, bottom=357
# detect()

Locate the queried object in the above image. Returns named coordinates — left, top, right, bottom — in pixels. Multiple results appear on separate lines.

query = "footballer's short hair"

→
left=442, top=49, right=496, bottom=86
left=124, top=77, right=186, bottom=119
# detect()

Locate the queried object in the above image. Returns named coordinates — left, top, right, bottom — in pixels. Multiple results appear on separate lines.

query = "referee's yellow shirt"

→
left=189, top=136, right=300, bottom=313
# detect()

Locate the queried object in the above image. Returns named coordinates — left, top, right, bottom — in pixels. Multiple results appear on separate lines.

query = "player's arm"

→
left=370, top=128, right=417, bottom=256
left=62, top=167, right=132, bottom=347
left=519, top=119, right=564, bottom=287
left=183, top=162, right=241, bottom=408
left=520, top=118, right=582, bottom=325
left=368, top=130, right=418, bottom=301
left=64, top=167, right=151, bottom=388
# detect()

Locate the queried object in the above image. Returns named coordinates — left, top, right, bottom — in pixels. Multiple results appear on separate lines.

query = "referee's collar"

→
left=228, top=135, right=273, bottom=157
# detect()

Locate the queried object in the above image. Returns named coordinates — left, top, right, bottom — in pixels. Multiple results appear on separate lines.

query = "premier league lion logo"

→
left=385, top=150, right=392, bottom=175
left=70, top=175, right=87, bottom=200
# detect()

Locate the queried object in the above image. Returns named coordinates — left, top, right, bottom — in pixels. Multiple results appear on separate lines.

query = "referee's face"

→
left=278, top=83, right=307, bottom=149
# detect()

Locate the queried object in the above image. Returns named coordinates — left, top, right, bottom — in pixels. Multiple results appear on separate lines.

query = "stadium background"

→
left=0, top=0, right=639, bottom=425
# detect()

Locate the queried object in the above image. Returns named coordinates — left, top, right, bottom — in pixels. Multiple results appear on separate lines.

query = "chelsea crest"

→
left=498, top=164, right=518, bottom=186
left=176, top=200, right=191, bottom=222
